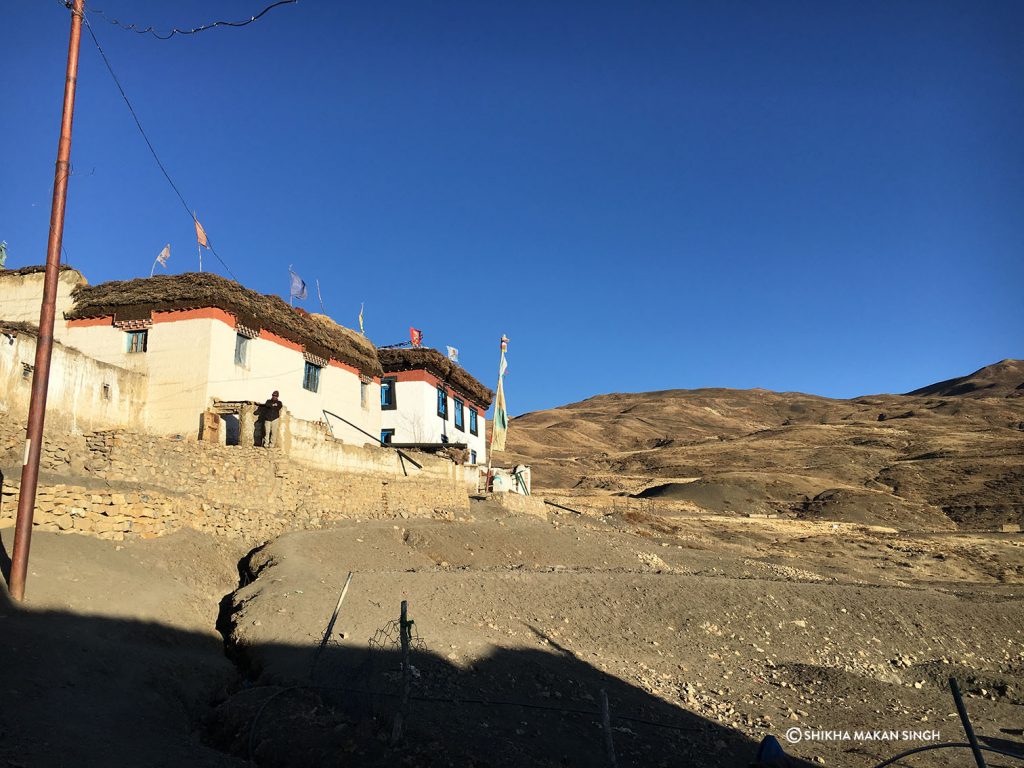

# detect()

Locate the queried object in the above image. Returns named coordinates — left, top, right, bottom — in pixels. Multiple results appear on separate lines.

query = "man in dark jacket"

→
left=260, top=390, right=283, bottom=448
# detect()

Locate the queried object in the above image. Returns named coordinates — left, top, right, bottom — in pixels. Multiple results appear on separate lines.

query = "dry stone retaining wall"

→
left=0, top=424, right=469, bottom=543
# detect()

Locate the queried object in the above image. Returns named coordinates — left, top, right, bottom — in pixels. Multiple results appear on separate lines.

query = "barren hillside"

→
left=502, top=360, right=1024, bottom=530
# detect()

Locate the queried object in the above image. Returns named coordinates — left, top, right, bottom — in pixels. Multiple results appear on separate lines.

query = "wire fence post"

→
left=601, top=689, right=618, bottom=768
left=390, top=600, right=412, bottom=745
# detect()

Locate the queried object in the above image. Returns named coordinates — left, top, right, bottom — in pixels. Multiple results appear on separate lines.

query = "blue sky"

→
left=3, top=1, right=1021, bottom=415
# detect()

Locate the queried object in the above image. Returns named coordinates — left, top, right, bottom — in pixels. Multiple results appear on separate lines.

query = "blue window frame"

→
left=454, top=397, right=465, bottom=431
left=470, top=449, right=477, bottom=464
left=469, top=408, right=478, bottom=436
left=381, top=428, right=395, bottom=445
left=126, top=330, right=148, bottom=354
left=436, top=385, right=448, bottom=419
left=303, top=361, right=321, bottom=392
left=381, top=377, right=396, bottom=409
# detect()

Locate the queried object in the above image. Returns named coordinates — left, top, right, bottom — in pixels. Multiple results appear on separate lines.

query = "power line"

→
left=80, top=14, right=239, bottom=281
left=62, top=0, right=298, bottom=40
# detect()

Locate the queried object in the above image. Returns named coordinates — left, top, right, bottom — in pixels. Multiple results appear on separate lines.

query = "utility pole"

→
left=9, top=0, right=85, bottom=602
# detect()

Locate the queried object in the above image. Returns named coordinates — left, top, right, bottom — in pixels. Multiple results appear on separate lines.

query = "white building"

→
left=1, top=268, right=382, bottom=444
left=378, top=347, right=493, bottom=466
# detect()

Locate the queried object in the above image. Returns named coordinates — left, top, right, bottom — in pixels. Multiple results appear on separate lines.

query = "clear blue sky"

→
left=3, top=1, right=1021, bottom=415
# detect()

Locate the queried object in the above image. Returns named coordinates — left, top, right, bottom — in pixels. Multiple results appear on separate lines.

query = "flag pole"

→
left=484, top=334, right=507, bottom=493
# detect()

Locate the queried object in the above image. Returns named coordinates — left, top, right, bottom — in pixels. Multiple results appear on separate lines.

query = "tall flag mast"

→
left=485, top=335, right=509, bottom=490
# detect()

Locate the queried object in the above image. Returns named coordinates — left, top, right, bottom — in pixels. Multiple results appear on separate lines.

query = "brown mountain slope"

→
left=906, top=358, right=1024, bottom=398
left=500, top=360, right=1024, bottom=530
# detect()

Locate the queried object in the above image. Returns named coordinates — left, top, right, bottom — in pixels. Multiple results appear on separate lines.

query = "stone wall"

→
left=0, top=424, right=470, bottom=543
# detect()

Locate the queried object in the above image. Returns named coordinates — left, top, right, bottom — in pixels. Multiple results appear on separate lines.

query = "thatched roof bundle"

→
left=378, top=347, right=493, bottom=407
left=66, top=272, right=382, bottom=377
left=0, top=321, right=39, bottom=336
left=0, top=264, right=80, bottom=278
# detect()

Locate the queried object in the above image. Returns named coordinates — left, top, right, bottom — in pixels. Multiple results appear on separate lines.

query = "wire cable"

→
left=81, top=14, right=239, bottom=281
left=871, top=740, right=1024, bottom=767
left=60, top=0, right=298, bottom=40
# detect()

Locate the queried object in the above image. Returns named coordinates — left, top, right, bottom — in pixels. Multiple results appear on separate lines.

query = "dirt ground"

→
left=3, top=498, right=1022, bottom=767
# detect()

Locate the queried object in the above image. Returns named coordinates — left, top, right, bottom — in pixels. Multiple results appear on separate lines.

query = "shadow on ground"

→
left=0, top=559, right=821, bottom=768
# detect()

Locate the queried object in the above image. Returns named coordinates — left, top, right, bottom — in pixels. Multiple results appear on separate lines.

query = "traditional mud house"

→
left=0, top=268, right=382, bottom=444
left=377, top=347, right=493, bottom=466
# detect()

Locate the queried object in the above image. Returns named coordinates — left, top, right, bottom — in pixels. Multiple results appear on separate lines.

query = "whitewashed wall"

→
left=62, top=317, right=215, bottom=435
left=0, top=269, right=85, bottom=337
left=59, top=314, right=379, bottom=442
left=381, top=378, right=487, bottom=464
left=205, top=320, right=380, bottom=446
left=0, top=329, right=146, bottom=433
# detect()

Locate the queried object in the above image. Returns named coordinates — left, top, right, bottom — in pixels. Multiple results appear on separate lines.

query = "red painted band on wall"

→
left=387, top=369, right=486, bottom=413
left=68, top=309, right=376, bottom=380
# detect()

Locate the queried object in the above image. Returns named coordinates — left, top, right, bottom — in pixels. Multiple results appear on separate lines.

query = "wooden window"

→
left=381, top=377, right=397, bottom=410
left=234, top=334, right=250, bottom=367
left=470, top=449, right=477, bottom=464
left=303, top=361, right=322, bottom=392
left=360, top=380, right=370, bottom=409
left=454, top=397, right=465, bottom=431
left=469, top=408, right=478, bottom=436
left=436, top=385, right=448, bottom=419
left=381, top=428, right=395, bottom=445
left=126, top=330, right=148, bottom=354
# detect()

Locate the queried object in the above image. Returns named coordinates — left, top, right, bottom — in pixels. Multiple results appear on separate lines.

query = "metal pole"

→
left=949, top=677, right=988, bottom=768
left=600, top=689, right=618, bottom=768
left=321, top=409, right=422, bottom=469
left=9, top=0, right=85, bottom=602
left=483, top=335, right=506, bottom=492
left=311, top=571, right=353, bottom=678
left=390, top=599, right=412, bottom=744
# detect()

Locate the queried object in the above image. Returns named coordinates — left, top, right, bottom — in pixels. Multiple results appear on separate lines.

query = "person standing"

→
left=260, top=390, right=283, bottom=448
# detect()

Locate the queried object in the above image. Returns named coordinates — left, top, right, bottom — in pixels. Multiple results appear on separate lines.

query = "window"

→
left=470, top=449, right=477, bottom=465
left=469, top=408, right=478, bottom=436
left=436, top=385, right=448, bottom=419
left=380, top=377, right=397, bottom=410
left=454, top=397, right=465, bottom=431
left=360, top=380, right=369, bottom=409
left=302, top=361, right=322, bottom=392
left=101, top=383, right=111, bottom=400
left=381, top=428, right=395, bottom=445
left=126, top=330, right=148, bottom=354
left=21, top=363, right=33, bottom=381
left=234, top=334, right=250, bottom=367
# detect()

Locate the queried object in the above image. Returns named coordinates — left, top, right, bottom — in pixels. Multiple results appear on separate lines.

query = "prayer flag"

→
left=359, top=303, right=365, bottom=335
left=194, top=216, right=209, bottom=249
left=289, top=266, right=307, bottom=300
left=410, top=327, right=423, bottom=347
left=491, top=376, right=508, bottom=451
left=156, top=243, right=170, bottom=267
left=490, top=335, right=510, bottom=451
left=446, top=345, right=459, bottom=363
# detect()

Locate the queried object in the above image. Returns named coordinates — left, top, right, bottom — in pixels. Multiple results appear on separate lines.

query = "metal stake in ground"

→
left=600, top=689, right=618, bottom=768
left=310, top=571, right=353, bottom=679
left=390, top=600, right=413, bottom=744
left=9, top=0, right=85, bottom=602
left=949, top=677, right=988, bottom=768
